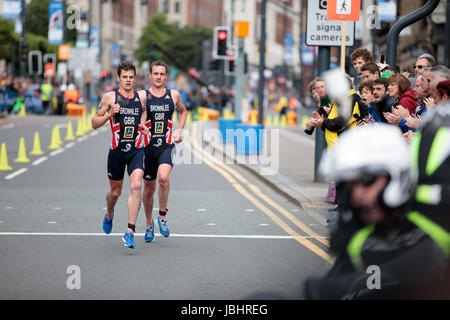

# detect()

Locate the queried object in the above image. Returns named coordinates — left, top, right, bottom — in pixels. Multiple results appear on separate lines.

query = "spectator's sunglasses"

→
left=414, top=65, right=427, bottom=69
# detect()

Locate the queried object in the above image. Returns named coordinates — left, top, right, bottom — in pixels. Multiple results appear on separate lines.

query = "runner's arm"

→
left=92, top=92, right=114, bottom=130
left=171, top=90, right=187, bottom=130
left=138, top=90, right=148, bottom=134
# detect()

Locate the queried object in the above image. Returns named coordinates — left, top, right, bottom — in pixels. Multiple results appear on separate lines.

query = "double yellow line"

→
left=189, top=123, right=332, bottom=263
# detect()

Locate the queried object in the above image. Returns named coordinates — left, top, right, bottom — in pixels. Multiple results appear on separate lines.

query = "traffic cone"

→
left=76, top=118, right=84, bottom=136
left=273, top=115, right=280, bottom=127
left=65, top=121, right=76, bottom=141
left=18, top=104, right=26, bottom=116
left=14, top=137, right=30, bottom=163
left=48, top=125, right=62, bottom=150
left=84, top=116, right=91, bottom=133
left=0, top=143, right=12, bottom=171
left=30, top=131, right=45, bottom=156
left=266, top=115, right=272, bottom=127
left=280, top=114, right=287, bottom=127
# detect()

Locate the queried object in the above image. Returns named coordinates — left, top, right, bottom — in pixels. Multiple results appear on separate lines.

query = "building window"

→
left=175, top=1, right=180, bottom=13
left=160, top=0, right=169, bottom=13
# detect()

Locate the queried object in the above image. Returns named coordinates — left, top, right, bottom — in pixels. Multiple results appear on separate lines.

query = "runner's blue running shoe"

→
left=158, top=218, right=170, bottom=237
left=122, top=232, right=135, bottom=248
left=102, top=212, right=113, bottom=234
left=144, top=221, right=155, bottom=243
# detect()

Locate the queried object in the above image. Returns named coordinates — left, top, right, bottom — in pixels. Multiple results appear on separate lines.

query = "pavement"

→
left=202, top=107, right=336, bottom=227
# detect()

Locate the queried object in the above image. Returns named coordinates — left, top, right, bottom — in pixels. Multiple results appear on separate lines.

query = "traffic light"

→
left=28, top=51, right=42, bottom=76
left=213, top=26, right=230, bottom=60
left=228, top=58, right=235, bottom=73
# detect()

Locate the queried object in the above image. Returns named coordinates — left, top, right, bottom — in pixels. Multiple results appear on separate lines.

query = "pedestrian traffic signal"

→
left=213, top=26, right=230, bottom=60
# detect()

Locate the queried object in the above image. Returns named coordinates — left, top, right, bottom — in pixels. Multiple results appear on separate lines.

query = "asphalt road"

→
left=0, top=115, right=330, bottom=300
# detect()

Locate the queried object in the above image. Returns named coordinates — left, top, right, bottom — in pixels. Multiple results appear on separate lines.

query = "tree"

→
left=0, top=18, right=15, bottom=62
left=135, top=13, right=212, bottom=71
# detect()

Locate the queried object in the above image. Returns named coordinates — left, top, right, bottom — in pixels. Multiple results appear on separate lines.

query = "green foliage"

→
left=0, top=18, right=15, bottom=61
left=26, top=0, right=49, bottom=38
left=135, top=13, right=213, bottom=70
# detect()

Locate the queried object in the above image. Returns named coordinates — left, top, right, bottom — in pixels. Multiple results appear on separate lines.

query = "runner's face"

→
left=150, top=66, right=168, bottom=88
left=117, top=70, right=135, bottom=92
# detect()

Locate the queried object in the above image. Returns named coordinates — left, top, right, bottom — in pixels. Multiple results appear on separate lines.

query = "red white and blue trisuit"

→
left=143, top=88, right=175, bottom=181
left=107, top=89, right=145, bottom=181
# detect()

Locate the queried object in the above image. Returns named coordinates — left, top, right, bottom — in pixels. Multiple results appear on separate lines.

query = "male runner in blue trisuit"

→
left=140, top=60, right=187, bottom=242
left=92, top=61, right=148, bottom=248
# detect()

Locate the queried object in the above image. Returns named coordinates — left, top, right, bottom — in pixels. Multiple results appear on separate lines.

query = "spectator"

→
left=431, top=79, right=450, bottom=104
left=414, top=53, right=436, bottom=77
left=350, top=48, right=373, bottom=75
left=314, top=77, right=331, bottom=108
left=387, top=72, right=418, bottom=115
left=306, top=76, right=364, bottom=212
left=350, top=47, right=373, bottom=88
left=372, top=77, right=395, bottom=123
left=360, top=62, right=381, bottom=82
left=358, top=80, right=381, bottom=123
left=41, top=79, right=53, bottom=114
left=429, top=65, right=450, bottom=80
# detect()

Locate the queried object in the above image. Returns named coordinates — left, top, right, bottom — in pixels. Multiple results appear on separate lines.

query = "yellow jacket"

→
left=324, top=89, right=361, bottom=149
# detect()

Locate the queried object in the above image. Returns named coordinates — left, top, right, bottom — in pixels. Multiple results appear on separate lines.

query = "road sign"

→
left=326, top=0, right=361, bottom=21
left=306, top=0, right=355, bottom=46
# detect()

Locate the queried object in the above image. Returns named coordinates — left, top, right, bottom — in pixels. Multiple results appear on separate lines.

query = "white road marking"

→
left=4, top=207, right=13, bottom=210
left=259, top=224, right=269, bottom=226
left=90, top=131, right=99, bottom=137
left=32, top=156, right=48, bottom=166
left=0, top=232, right=329, bottom=240
left=197, top=209, right=206, bottom=212
left=245, top=209, right=255, bottom=212
left=53, top=207, right=62, bottom=210
left=48, top=222, right=57, bottom=224
left=49, top=149, right=64, bottom=156
left=65, top=142, right=75, bottom=149
left=77, top=136, right=88, bottom=142
left=206, top=223, right=216, bottom=226
left=5, top=168, right=28, bottom=180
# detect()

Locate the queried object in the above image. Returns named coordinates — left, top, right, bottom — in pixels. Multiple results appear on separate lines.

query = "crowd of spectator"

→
left=303, top=48, right=450, bottom=299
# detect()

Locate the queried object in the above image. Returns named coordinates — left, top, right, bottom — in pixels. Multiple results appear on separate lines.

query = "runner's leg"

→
left=157, top=163, right=172, bottom=219
left=127, top=168, right=144, bottom=233
left=143, top=179, right=157, bottom=227
left=107, top=179, right=123, bottom=219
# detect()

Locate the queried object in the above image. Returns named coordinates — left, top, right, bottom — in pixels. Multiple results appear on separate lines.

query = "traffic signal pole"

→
left=257, top=0, right=267, bottom=125
left=234, top=36, right=245, bottom=121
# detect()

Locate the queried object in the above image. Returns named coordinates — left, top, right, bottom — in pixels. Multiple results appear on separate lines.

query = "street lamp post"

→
left=19, top=0, right=27, bottom=77
left=283, top=0, right=288, bottom=77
